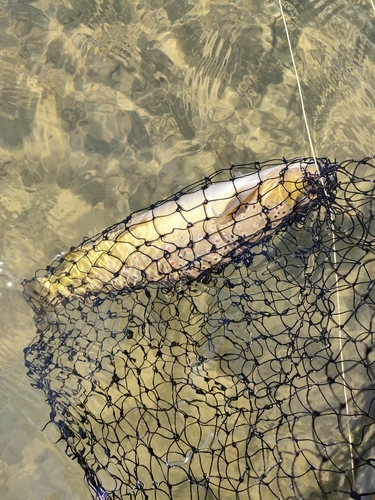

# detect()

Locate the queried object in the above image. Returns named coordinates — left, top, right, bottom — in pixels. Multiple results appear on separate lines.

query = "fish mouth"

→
left=317, top=158, right=338, bottom=187
left=303, top=158, right=338, bottom=203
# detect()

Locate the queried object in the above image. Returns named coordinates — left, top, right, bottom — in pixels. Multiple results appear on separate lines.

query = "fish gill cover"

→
left=23, top=157, right=375, bottom=499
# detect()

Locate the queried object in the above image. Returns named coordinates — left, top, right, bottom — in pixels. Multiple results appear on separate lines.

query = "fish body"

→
left=23, top=159, right=331, bottom=313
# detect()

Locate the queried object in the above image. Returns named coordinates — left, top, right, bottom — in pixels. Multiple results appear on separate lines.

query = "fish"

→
left=23, top=158, right=333, bottom=314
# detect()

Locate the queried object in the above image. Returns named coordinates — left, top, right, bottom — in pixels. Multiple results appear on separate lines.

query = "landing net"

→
left=23, top=157, right=375, bottom=500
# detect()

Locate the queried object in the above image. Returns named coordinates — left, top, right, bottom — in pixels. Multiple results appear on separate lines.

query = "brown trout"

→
left=23, top=159, right=329, bottom=313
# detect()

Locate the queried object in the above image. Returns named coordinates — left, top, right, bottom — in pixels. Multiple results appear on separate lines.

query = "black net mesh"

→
left=22, top=157, right=375, bottom=500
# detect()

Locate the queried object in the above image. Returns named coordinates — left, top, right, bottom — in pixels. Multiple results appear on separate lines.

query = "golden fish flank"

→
left=24, top=160, right=320, bottom=311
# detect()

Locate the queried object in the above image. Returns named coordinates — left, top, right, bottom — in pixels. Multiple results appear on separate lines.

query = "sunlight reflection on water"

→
left=1, top=0, right=375, bottom=499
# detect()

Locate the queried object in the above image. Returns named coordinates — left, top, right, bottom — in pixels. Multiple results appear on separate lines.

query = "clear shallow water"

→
left=0, top=1, right=374, bottom=499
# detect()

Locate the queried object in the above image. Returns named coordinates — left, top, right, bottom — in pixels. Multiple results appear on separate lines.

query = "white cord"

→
left=278, top=2, right=318, bottom=169
left=277, top=0, right=355, bottom=487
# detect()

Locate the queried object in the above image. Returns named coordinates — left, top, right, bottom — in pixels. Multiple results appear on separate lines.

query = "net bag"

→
left=23, top=157, right=375, bottom=500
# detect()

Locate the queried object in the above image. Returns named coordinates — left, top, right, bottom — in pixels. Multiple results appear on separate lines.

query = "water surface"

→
left=0, top=0, right=374, bottom=498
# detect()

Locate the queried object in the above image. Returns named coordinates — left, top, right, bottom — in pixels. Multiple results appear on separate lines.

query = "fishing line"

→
left=277, top=0, right=356, bottom=487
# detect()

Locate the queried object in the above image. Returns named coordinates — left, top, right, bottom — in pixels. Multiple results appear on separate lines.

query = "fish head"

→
left=257, top=161, right=314, bottom=214
left=287, top=159, right=338, bottom=208
left=281, top=161, right=318, bottom=199
left=276, top=159, right=337, bottom=209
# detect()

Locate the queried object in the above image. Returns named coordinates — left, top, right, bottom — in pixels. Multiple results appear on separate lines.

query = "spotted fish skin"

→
left=23, top=159, right=329, bottom=313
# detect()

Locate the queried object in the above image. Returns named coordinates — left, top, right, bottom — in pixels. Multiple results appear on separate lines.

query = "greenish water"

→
left=0, top=1, right=374, bottom=499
